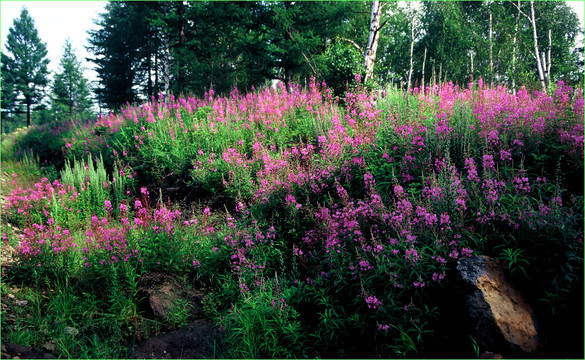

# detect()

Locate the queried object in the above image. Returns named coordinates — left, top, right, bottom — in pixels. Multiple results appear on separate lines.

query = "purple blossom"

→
left=365, top=295, right=382, bottom=309
left=482, top=154, right=496, bottom=172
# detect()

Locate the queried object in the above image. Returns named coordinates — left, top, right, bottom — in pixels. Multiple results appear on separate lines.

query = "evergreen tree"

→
left=176, top=1, right=274, bottom=96
left=1, top=53, right=20, bottom=132
left=87, top=1, right=146, bottom=109
left=1, top=7, right=50, bottom=127
left=52, top=39, right=93, bottom=121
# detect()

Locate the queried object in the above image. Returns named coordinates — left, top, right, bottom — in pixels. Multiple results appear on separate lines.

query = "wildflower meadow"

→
left=1, top=79, right=583, bottom=358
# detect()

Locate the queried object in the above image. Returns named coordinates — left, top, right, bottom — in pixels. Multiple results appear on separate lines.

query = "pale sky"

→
left=1, top=1, right=584, bottom=86
left=1, top=1, right=106, bottom=85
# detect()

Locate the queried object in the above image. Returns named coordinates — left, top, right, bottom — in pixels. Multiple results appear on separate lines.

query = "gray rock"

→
left=457, top=256, right=542, bottom=355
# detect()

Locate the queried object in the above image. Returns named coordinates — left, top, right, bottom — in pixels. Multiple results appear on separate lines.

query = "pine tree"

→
left=1, top=7, right=50, bottom=127
left=52, top=39, right=93, bottom=121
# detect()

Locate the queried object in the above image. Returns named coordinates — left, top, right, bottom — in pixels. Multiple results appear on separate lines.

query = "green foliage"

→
left=377, top=2, right=414, bottom=85
left=318, top=39, right=363, bottom=98
left=173, top=1, right=274, bottom=96
left=164, top=298, right=194, bottom=330
left=0, top=278, right=137, bottom=359
left=60, top=154, right=109, bottom=219
left=86, top=1, right=372, bottom=101
left=8, top=121, right=72, bottom=170
left=498, top=247, right=529, bottom=277
left=0, top=142, right=54, bottom=189
left=81, top=0, right=583, bottom=102
left=217, top=279, right=308, bottom=359
left=416, top=1, right=583, bottom=90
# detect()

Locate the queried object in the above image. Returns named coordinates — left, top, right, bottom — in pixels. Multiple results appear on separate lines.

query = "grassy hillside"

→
left=1, top=79, right=583, bottom=358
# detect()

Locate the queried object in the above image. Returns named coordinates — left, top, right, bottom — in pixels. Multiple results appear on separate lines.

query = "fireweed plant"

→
left=1, top=78, right=583, bottom=358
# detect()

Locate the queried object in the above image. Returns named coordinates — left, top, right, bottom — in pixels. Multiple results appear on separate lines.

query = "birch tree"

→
left=406, top=2, right=421, bottom=93
left=364, top=1, right=384, bottom=83
left=511, top=0, right=520, bottom=93
left=489, top=10, right=493, bottom=84
left=512, top=0, right=546, bottom=91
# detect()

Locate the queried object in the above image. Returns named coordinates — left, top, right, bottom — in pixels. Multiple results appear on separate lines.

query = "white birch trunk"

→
left=438, top=63, right=442, bottom=89
left=547, top=29, right=552, bottom=80
left=541, top=51, right=548, bottom=84
left=512, top=0, right=520, bottom=94
left=489, top=11, right=493, bottom=84
left=364, top=1, right=382, bottom=83
left=431, top=60, right=435, bottom=89
left=422, top=47, right=427, bottom=93
left=406, top=3, right=415, bottom=93
left=530, top=0, right=546, bottom=91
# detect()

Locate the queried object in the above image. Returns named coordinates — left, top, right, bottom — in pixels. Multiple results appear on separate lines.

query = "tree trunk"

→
left=147, top=46, right=153, bottom=98
left=164, top=34, right=170, bottom=102
left=155, top=48, right=159, bottom=96
left=177, top=2, right=186, bottom=96
left=541, top=51, right=548, bottom=86
left=422, top=47, right=427, bottom=94
left=69, top=85, right=73, bottom=122
left=547, top=28, right=552, bottom=81
left=489, top=10, right=493, bottom=84
left=431, top=59, right=435, bottom=89
left=285, top=66, right=292, bottom=88
left=26, top=98, right=31, bottom=127
left=511, top=0, right=520, bottom=94
left=406, top=2, right=415, bottom=94
left=530, top=0, right=546, bottom=91
left=364, top=1, right=382, bottom=83
left=470, top=51, right=474, bottom=78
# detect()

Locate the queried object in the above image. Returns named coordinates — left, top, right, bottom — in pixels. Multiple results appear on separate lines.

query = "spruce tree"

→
left=1, top=53, right=19, bottom=132
left=87, top=1, right=157, bottom=109
left=1, top=7, right=50, bottom=127
left=52, top=39, right=92, bottom=121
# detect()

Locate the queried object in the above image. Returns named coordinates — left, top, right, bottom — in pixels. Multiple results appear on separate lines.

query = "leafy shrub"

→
left=318, top=39, right=363, bottom=98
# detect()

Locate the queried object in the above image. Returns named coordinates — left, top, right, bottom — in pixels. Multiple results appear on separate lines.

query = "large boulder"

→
left=137, top=272, right=203, bottom=321
left=1, top=343, right=55, bottom=359
left=457, top=255, right=542, bottom=356
left=134, top=319, right=222, bottom=359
